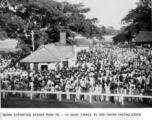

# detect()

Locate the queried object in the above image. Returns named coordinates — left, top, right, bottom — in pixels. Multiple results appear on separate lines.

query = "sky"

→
left=56, top=0, right=139, bottom=30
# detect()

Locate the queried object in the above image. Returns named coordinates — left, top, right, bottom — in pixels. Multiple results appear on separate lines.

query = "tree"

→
left=0, top=28, right=8, bottom=40
left=137, top=0, right=151, bottom=7
left=119, top=26, right=126, bottom=33
left=113, top=33, right=132, bottom=44
left=100, top=26, right=106, bottom=35
left=0, top=0, right=104, bottom=53
left=121, top=0, right=151, bottom=36
left=106, top=26, right=119, bottom=35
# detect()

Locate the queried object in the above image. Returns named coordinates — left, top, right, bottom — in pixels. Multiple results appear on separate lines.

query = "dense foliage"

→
left=122, top=0, right=151, bottom=36
left=0, top=0, right=105, bottom=53
left=112, top=33, right=132, bottom=44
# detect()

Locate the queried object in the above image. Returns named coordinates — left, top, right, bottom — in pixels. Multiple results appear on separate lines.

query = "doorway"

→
left=62, top=61, right=68, bottom=68
left=41, top=65, right=48, bottom=71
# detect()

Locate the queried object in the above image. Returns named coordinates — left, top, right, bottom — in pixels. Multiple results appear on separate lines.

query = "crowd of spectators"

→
left=1, top=44, right=152, bottom=104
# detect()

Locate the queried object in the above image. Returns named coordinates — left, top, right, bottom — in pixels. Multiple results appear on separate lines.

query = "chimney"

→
left=60, top=29, right=66, bottom=44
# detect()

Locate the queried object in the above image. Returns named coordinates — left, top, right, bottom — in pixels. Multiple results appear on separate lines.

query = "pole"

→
left=89, top=94, right=92, bottom=103
left=59, top=92, right=62, bottom=101
left=3, top=91, right=5, bottom=99
left=40, top=93, right=41, bottom=100
left=31, top=30, right=34, bottom=52
left=30, top=89, right=33, bottom=100
left=122, top=96, right=124, bottom=105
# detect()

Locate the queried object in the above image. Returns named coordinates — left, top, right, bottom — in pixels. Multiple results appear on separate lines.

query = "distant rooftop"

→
left=135, top=31, right=152, bottom=43
left=68, top=38, right=93, bottom=46
left=21, top=43, right=74, bottom=63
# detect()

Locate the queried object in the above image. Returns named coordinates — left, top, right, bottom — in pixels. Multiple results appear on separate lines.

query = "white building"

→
left=20, top=31, right=92, bottom=71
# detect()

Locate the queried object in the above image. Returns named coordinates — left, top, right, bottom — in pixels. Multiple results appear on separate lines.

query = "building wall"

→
left=29, top=59, right=76, bottom=71
left=38, top=63, right=58, bottom=70
left=28, top=45, right=90, bottom=71
left=30, top=63, right=34, bottom=71
left=68, top=58, right=76, bottom=67
left=30, top=62, right=58, bottom=71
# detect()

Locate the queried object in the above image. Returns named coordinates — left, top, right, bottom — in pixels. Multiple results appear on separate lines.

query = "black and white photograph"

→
left=1, top=0, right=152, bottom=108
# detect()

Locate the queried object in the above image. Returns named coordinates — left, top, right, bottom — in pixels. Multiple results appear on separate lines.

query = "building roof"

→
left=66, top=51, right=75, bottom=58
left=113, top=33, right=127, bottom=40
left=20, top=48, right=60, bottom=63
left=135, top=31, right=152, bottom=43
left=21, top=43, right=74, bottom=63
left=75, top=38, right=92, bottom=46
left=95, top=41, right=113, bottom=44
left=54, top=42, right=68, bottom=46
left=45, top=43, right=74, bottom=58
left=68, top=38, right=92, bottom=46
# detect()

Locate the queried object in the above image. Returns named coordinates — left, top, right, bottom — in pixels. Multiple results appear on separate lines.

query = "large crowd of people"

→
left=1, top=44, right=152, bottom=105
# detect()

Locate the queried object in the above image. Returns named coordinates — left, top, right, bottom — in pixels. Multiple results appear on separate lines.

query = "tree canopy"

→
left=105, top=26, right=119, bottom=36
left=121, top=0, right=151, bottom=37
left=0, top=0, right=105, bottom=53
left=112, top=33, right=132, bottom=44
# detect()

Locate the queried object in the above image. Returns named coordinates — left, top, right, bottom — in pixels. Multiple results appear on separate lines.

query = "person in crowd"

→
left=1, top=44, right=152, bottom=106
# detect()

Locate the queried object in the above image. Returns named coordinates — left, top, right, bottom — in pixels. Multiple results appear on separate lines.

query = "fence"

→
left=1, top=90, right=152, bottom=105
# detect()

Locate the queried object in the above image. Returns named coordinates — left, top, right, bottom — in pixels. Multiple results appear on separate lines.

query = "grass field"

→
left=0, top=40, right=19, bottom=51
left=1, top=97, right=152, bottom=108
